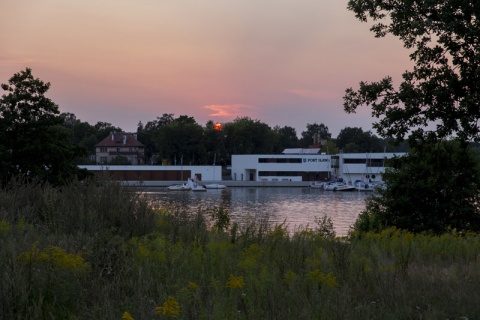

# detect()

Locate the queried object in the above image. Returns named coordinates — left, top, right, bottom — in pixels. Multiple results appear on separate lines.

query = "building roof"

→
left=95, top=132, right=145, bottom=148
left=282, top=148, right=320, bottom=154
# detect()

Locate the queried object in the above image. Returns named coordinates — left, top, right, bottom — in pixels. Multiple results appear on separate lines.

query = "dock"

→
left=122, top=180, right=312, bottom=188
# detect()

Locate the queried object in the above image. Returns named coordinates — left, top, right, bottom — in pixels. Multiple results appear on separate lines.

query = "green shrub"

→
left=1, top=177, right=480, bottom=319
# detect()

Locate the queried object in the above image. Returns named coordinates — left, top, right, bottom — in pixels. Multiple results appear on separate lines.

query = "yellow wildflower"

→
left=16, top=218, right=26, bottom=233
left=17, top=244, right=90, bottom=272
left=188, top=281, right=199, bottom=291
left=378, top=265, right=394, bottom=272
left=284, top=270, right=297, bottom=285
left=240, top=244, right=263, bottom=270
left=307, top=269, right=338, bottom=288
left=155, top=296, right=181, bottom=318
left=121, top=311, right=135, bottom=320
left=0, top=220, right=9, bottom=235
left=226, top=275, right=244, bottom=289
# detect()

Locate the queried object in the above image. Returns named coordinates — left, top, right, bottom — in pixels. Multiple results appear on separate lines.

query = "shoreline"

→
left=122, top=180, right=312, bottom=188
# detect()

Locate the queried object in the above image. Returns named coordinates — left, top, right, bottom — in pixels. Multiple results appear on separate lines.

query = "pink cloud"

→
left=0, top=56, right=37, bottom=67
left=203, top=104, right=253, bottom=118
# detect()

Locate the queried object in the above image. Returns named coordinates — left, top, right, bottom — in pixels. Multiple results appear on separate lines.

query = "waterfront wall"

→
left=123, top=180, right=311, bottom=188
left=79, top=165, right=222, bottom=181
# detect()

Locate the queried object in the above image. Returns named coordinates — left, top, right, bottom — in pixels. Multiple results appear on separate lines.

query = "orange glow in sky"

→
left=0, top=0, right=412, bottom=136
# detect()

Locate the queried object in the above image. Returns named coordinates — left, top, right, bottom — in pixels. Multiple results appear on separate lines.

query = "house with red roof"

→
left=95, top=132, right=145, bottom=165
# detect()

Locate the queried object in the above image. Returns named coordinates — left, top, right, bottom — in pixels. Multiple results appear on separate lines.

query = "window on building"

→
left=258, top=171, right=301, bottom=176
left=100, top=157, right=107, bottom=164
left=331, top=156, right=340, bottom=168
left=367, top=159, right=384, bottom=167
left=258, top=158, right=302, bottom=164
left=100, top=147, right=107, bottom=152
left=343, top=158, right=367, bottom=164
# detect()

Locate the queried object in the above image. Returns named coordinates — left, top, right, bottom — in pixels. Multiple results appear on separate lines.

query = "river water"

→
left=144, top=187, right=372, bottom=237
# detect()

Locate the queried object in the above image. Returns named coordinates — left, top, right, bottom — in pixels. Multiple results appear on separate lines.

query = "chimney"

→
left=111, top=132, right=114, bottom=141
left=123, top=134, right=126, bottom=144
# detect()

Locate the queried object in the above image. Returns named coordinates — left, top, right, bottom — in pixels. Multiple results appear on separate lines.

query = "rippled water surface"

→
left=144, top=187, right=372, bottom=236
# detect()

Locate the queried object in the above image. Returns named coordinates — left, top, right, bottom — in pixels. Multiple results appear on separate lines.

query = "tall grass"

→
left=1, top=178, right=479, bottom=319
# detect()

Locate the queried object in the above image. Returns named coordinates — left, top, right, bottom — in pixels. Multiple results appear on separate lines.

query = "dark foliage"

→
left=0, top=68, right=88, bottom=186
left=344, top=1, right=480, bottom=147
left=355, top=141, right=480, bottom=234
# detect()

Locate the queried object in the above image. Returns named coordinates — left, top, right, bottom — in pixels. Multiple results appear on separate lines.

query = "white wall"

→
left=231, top=153, right=405, bottom=182
left=79, top=165, right=223, bottom=181
left=231, top=154, right=331, bottom=181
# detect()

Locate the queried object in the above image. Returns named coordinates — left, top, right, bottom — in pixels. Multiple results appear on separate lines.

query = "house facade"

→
left=231, top=151, right=405, bottom=183
left=95, top=132, right=146, bottom=165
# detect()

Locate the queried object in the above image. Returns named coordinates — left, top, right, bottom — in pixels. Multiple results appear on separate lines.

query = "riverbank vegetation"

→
left=2, top=1, right=480, bottom=316
left=1, top=178, right=479, bottom=319
left=356, top=140, right=480, bottom=235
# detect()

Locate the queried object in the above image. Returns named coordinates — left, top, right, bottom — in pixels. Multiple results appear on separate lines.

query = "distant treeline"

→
left=61, top=112, right=409, bottom=166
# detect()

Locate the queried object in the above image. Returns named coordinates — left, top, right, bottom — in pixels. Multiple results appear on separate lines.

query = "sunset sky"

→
left=1, top=0, right=412, bottom=137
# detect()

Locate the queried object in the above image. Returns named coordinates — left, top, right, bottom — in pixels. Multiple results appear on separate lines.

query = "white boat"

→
left=324, top=181, right=356, bottom=192
left=204, top=183, right=227, bottom=189
left=354, top=179, right=386, bottom=192
left=309, top=181, right=325, bottom=189
left=355, top=183, right=375, bottom=191
left=190, top=183, right=207, bottom=192
left=187, top=178, right=207, bottom=192
left=166, top=184, right=191, bottom=191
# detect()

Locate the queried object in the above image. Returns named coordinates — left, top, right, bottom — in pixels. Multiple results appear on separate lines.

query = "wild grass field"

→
left=1, top=178, right=479, bottom=319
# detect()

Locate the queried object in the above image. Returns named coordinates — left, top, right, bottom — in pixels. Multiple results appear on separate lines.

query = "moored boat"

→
left=324, top=181, right=356, bottom=192
left=309, top=181, right=325, bottom=189
left=191, top=184, right=207, bottom=192
left=187, top=178, right=207, bottom=191
left=166, top=184, right=191, bottom=191
left=354, top=180, right=385, bottom=192
left=204, top=183, right=227, bottom=189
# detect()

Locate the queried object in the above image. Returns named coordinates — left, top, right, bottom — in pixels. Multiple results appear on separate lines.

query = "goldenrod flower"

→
left=121, top=311, right=134, bottom=320
left=188, top=281, right=199, bottom=291
left=17, top=244, right=90, bottom=272
left=155, top=296, right=181, bottom=318
left=0, top=220, right=9, bottom=235
left=226, top=275, right=244, bottom=289
left=307, top=269, right=338, bottom=288
left=378, top=265, right=394, bottom=272
left=284, top=270, right=297, bottom=285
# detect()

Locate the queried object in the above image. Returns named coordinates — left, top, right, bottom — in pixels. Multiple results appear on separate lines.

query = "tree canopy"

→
left=344, top=1, right=480, bottom=234
left=355, top=140, right=480, bottom=234
left=300, top=123, right=331, bottom=147
left=223, top=117, right=274, bottom=155
left=336, top=127, right=382, bottom=153
left=272, top=125, right=299, bottom=153
left=0, top=68, right=88, bottom=185
left=344, top=1, right=480, bottom=147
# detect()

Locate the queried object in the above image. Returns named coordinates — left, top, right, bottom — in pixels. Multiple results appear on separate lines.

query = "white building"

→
left=231, top=152, right=404, bottom=183
left=78, top=165, right=222, bottom=182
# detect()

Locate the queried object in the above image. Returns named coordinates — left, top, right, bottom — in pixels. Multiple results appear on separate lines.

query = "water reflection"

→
left=143, top=187, right=371, bottom=236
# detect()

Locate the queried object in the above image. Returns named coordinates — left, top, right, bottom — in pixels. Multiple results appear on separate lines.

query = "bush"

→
left=355, top=141, right=480, bottom=234
left=2, top=177, right=480, bottom=319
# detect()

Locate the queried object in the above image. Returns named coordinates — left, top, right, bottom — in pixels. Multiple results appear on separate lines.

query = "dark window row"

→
left=91, top=170, right=192, bottom=181
left=367, top=159, right=384, bottom=167
left=343, top=158, right=384, bottom=167
left=258, top=158, right=302, bottom=163
left=258, top=171, right=304, bottom=176
left=343, top=158, right=366, bottom=164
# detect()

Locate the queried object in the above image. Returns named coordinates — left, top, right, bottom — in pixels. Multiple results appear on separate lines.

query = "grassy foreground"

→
left=1, top=178, right=479, bottom=319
